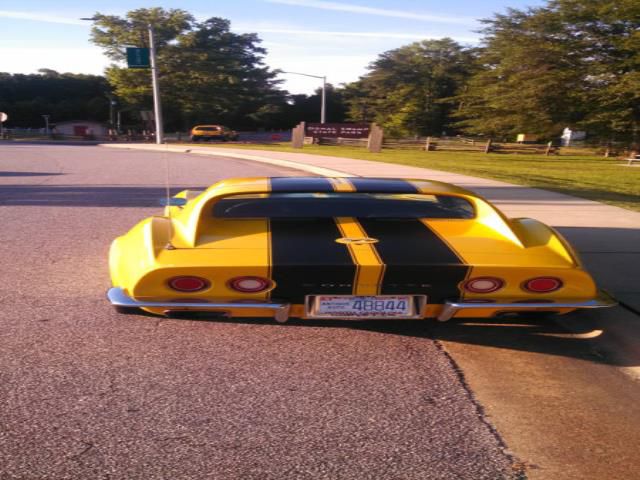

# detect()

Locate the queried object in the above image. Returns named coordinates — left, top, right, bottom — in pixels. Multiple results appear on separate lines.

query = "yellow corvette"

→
left=190, top=125, right=238, bottom=142
left=108, top=177, right=615, bottom=321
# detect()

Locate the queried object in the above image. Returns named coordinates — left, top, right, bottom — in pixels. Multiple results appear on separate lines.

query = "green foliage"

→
left=341, top=39, right=475, bottom=137
left=554, top=0, right=640, bottom=143
left=5, top=2, right=637, bottom=141
left=337, top=0, right=639, bottom=144
left=454, top=8, right=582, bottom=138
left=456, top=0, right=640, bottom=142
left=0, top=70, right=109, bottom=127
left=89, top=8, right=288, bottom=130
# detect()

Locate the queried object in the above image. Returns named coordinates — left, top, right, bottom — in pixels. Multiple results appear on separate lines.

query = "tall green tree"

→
left=553, top=0, right=640, bottom=143
left=456, top=0, right=640, bottom=143
left=342, top=39, right=474, bottom=137
left=88, top=8, right=287, bottom=130
left=454, top=7, right=585, bottom=139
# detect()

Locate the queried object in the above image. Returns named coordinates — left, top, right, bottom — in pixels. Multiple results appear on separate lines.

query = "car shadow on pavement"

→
left=123, top=307, right=639, bottom=368
left=426, top=311, right=637, bottom=367
left=330, top=311, right=639, bottom=368
left=0, top=185, right=203, bottom=207
left=0, top=171, right=64, bottom=177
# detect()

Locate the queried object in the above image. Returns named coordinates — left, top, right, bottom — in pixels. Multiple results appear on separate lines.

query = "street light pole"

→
left=148, top=24, right=164, bottom=144
left=81, top=16, right=164, bottom=143
left=281, top=71, right=327, bottom=124
left=321, top=76, right=326, bottom=124
left=106, top=94, right=116, bottom=131
left=42, top=115, right=50, bottom=135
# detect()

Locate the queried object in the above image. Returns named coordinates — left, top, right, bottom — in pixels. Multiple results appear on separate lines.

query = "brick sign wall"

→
left=305, top=123, right=370, bottom=139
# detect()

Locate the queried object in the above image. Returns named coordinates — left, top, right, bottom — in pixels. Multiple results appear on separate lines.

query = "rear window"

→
left=212, top=193, right=475, bottom=219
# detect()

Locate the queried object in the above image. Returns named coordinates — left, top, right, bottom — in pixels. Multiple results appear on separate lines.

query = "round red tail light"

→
left=523, top=277, right=563, bottom=293
left=228, top=276, right=272, bottom=293
left=168, top=276, right=210, bottom=292
left=463, top=277, right=505, bottom=293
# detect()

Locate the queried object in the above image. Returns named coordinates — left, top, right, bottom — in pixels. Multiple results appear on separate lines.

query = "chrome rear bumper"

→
left=107, top=287, right=291, bottom=322
left=107, top=288, right=616, bottom=323
left=437, top=292, right=617, bottom=321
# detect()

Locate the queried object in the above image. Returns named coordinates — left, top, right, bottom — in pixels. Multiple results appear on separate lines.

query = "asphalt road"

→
left=0, top=145, right=516, bottom=479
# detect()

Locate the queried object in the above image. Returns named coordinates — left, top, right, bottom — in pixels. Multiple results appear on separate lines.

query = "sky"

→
left=0, top=0, right=545, bottom=94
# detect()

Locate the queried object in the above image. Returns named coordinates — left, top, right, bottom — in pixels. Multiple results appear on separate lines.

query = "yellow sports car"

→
left=107, top=177, right=615, bottom=321
left=190, top=125, right=238, bottom=142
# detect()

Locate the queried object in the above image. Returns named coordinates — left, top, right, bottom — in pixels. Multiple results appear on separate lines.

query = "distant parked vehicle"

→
left=190, top=125, right=238, bottom=142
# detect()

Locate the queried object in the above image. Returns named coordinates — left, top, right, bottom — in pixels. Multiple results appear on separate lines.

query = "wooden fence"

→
left=305, top=135, right=559, bottom=154
left=383, top=136, right=559, bottom=155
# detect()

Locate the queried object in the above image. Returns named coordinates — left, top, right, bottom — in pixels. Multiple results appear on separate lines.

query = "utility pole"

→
left=106, top=94, right=116, bottom=131
left=81, top=16, right=164, bottom=143
left=281, top=71, right=327, bottom=124
left=0, top=112, right=7, bottom=138
left=148, top=24, right=164, bottom=144
left=42, top=115, right=50, bottom=135
left=320, top=76, right=326, bottom=124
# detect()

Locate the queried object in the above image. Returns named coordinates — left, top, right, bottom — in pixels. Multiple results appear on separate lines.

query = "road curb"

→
left=99, top=143, right=353, bottom=178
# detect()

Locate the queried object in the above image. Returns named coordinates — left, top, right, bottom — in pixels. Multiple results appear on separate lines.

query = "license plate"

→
left=308, top=295, right=422, bottom=319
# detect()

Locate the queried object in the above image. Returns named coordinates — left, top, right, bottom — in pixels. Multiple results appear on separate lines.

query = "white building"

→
left=54, top=120, right=108, bottom=137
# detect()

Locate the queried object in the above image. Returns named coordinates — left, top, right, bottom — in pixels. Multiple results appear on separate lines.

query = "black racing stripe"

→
left=269, top=219, right=355, bottom=303
left=349, top=178, right=419, bottom=193
left=357, top=219, right=469, bottom=302
left=269, top=177, right=335, bottom=193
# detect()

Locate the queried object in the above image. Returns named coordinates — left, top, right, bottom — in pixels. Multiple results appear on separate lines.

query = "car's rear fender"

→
left=509, top=218, right=580, bottom=266
left=109, top=216, right=173, bottom=290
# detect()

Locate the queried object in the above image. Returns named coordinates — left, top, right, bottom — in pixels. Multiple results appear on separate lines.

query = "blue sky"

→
left=0, top=0, right=545, bottom=93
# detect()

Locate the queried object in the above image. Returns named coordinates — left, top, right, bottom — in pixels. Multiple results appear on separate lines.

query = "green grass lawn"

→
left=188, top=142, right=640, bottom=212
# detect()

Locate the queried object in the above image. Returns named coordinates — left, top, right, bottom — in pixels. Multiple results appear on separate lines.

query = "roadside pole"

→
left=82, top=16, right=164, bottom=143
left=321, top=76, right=326, bottom=124
left=281, top=71, right=327, bottom=124
left=0, top=112, right=6, bottom=138
left=148, top=25, right=164, bottom=144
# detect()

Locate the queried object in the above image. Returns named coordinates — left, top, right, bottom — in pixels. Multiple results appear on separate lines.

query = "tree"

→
left=88, top=8, right=287, bottom=130
left=553, top=0, right=640, bottom=143
left=341, top=39, right=475, bottom=137
left=454, top=7, right=585, bottom=139
left=0, top=71, right=110, bottom=127
left=456, top=0, right=640, bottom=143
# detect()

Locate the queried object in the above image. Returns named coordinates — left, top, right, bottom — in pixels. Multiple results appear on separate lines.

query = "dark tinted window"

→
left=212, top=193, right=474, bottom=219
left=196, top=126, right=220, bottom=132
